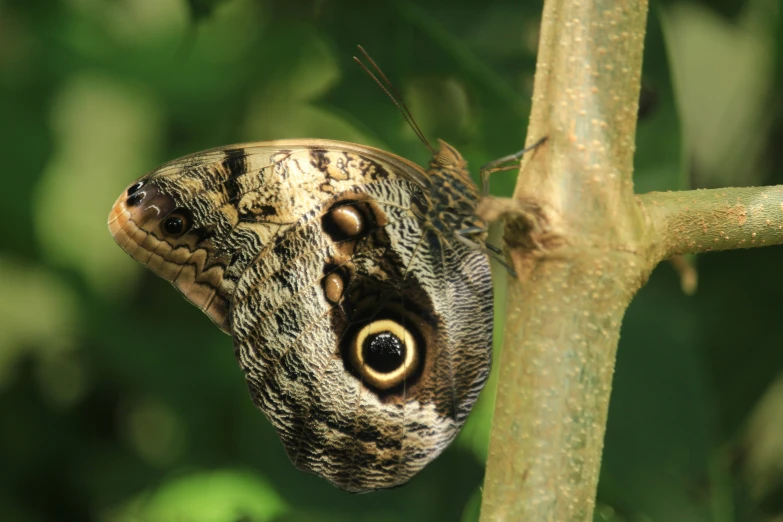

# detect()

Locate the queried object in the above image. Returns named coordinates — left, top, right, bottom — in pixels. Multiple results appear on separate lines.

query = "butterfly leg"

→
left=459, top=225, right=508, bottom=257
left=479, top=136, right=548, bottom=197
left=456, top=229, right=518, bottom=278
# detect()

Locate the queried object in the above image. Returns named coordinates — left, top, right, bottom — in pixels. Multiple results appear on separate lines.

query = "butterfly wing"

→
left=108, top=140, right=430, bottom=332
left=108, top=139, right=493, bottom=492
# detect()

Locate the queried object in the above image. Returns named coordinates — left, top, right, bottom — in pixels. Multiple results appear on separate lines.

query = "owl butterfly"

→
left=108, top=51, right=539, bottom=492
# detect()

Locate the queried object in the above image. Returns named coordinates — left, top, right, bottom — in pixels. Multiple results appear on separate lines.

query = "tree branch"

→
left=477, top=1, right=783, bottom=520
left=640, top=186, right=783, bottom=262
left=479, top=0, right=650, bottom=520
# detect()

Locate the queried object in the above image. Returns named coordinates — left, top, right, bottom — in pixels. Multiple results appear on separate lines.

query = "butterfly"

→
left=108, top=49, right=543, bottom=492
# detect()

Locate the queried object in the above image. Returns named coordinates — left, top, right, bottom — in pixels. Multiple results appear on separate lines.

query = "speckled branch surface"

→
left=478, top=0, right=783, bottom=521
left=480, top=0, right=649, bottom=520
left=641, top=187, right=783, bottom=261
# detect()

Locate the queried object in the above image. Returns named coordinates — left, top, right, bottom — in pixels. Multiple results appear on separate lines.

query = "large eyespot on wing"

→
left=230, top=181, right=494, bottom=492
left=108, top=178, right=233, bottom=333
left=347, top=319, right=420, bottom=391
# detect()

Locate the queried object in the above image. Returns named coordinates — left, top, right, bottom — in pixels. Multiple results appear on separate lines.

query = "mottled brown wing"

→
left=107, top=139, right=493, bottom=492
left=108, top=140, right=430, bottom=333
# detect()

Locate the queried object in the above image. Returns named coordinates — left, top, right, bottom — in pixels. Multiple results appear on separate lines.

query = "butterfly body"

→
left=109, top=139, right=493, bottom=492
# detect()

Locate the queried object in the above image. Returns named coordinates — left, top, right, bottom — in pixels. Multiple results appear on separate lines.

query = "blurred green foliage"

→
left=1, top=0, right=782, bottom=521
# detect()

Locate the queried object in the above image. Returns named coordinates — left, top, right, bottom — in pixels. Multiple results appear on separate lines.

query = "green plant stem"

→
left=477, top=0, right=783, bottom=517
left=478, top=0, right=783, bottom=518
left=640, top=186, right=783, bottom=261
left=479, top=0, right=650, bottom=520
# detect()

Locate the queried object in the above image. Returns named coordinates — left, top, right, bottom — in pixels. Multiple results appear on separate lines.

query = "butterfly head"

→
left=422, top=140, right=487, bottom=243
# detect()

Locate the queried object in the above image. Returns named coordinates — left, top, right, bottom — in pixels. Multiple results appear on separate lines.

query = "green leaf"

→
left=0, top=257, right=81, bottom=390
left=105, top=469, right=288, bottom=522
left=34, top=73, right=163, bottom=297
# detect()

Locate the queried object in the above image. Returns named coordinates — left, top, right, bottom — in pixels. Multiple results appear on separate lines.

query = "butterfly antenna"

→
left=356, top=46, right=427, bottom=142
left=354, top=46, right=434, bottom=154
